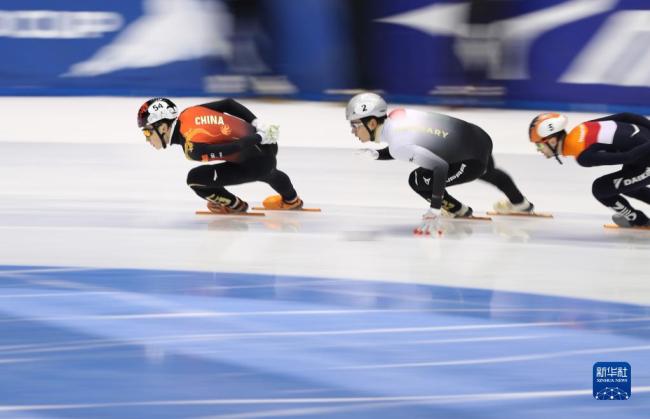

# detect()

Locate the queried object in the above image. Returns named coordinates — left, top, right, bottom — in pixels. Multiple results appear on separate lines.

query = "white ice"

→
left=0, top=97, right=648, bottom=305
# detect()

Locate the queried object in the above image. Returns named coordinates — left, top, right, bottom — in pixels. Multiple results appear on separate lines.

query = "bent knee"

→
left=592, top=176, right=616, bottom=198
left=408, top=170, right=419, bottom=190
left=186, top=166, right=210, bottom=187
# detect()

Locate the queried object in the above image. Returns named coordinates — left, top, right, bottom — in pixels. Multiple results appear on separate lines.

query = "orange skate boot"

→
left=262, top=195, right=303, bottom=210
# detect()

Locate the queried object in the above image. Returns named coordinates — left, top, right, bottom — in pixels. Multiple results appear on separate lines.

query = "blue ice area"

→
left=0, top=265, right=649, bottom=419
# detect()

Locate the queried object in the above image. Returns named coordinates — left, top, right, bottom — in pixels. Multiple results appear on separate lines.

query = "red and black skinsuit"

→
left=169, top=98, right=297, bottom=206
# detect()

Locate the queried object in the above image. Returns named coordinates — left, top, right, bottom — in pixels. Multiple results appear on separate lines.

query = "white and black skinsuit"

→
left=375, top=108, right=526, bottom=213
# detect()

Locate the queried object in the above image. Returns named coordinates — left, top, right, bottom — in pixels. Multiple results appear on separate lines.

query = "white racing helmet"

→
left=137, top=97, right=179, bottom=128
left=345, top=92, right=388, bottom=121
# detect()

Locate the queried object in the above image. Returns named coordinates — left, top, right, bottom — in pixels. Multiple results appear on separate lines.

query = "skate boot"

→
left=263, top=195, right=303, bottom=210
left=441, top=204, right=473, bottom=218
left=493, top=198, right=534, bottom=214
left=207, top=197, right=249, bottom=214
left=612, top=212, right=650, bottom=228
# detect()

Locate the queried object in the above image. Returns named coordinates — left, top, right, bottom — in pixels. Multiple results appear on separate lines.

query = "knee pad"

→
left=186, top=170, right=198, bottom=187
left=592, top=177, right=614, bottom=199
left=408, top=170, right=419, bottom=191
left=186, top=166, right=209, bottom=187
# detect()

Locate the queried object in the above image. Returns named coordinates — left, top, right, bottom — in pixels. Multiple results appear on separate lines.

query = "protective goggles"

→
left=142, top=121, right=164, bottom=140
left=350, top=120, right=364, bottom=129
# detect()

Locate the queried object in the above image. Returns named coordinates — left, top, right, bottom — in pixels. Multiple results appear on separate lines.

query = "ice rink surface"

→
left=0, top=99, right=649, bottom=418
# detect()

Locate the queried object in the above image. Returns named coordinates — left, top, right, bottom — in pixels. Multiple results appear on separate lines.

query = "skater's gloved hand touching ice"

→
left=414, top=207, right=443, bottom=236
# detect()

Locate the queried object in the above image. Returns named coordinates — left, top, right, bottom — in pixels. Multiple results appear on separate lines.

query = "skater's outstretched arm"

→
left=392, top=144, right=449, bottom=208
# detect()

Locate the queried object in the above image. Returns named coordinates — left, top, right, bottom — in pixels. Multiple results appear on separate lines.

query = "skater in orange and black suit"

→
left=529, top=112, right=650, bottom=227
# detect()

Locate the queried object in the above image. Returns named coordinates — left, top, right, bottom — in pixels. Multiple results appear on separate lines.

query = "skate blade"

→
left=487, top=211, right=553, bottom=218
left=252, top=206, right=321, bottom=212
left=604, top=223, right=650, bottom=230
left=453, top=215, right=492, bottom=221
left=195, top=210, right=265, bottom=217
